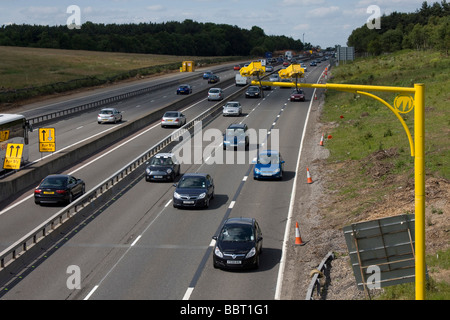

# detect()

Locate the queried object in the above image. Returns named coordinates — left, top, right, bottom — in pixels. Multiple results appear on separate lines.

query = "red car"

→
left=233, top=65, right=241, bottom=70
left=290, top=89, right=305, bottom=102
left=283, top=61, right=290, bottom=67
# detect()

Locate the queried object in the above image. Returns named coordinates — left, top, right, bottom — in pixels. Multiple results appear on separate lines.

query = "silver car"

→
left=269, top=74, right=280, bottom=82
left=161, top=111, right=186, bottom=128
left=207, top=88, right=224, bottom=101
left=97, top=108, right=122, bottom=124
left=222, top=101, right=242, bottom=117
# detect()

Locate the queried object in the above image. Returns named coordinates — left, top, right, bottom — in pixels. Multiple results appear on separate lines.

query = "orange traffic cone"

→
left=295, top=222, right=305, bottom=246
left=319, top=133, right=324, bottom=146
left=306, top=167, right=313, bottom=184
left=314, top=93, right=317, bottom=100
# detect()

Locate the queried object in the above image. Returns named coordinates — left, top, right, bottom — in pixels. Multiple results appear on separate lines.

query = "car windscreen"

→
left=177, top=177, right=207, bottom=188
left=258, top=154, right=279, bottom=164
left=150, top=157, right=173, bottom=166
left=219, top=225, right=254, bottom=242
left=100, top=110, right=113, bottom=114
left=225, top=103, right=239, bottom=108
left=209, top=89, right=220, bottom=93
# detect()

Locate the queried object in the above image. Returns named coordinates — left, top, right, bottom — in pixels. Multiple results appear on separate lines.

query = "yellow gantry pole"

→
left=251, top=78, right=427, bottom=299
left=414, top=83, right=426, bottom=300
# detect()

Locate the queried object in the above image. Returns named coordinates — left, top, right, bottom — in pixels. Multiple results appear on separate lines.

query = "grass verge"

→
left=322, top=49, right=449, bottom=299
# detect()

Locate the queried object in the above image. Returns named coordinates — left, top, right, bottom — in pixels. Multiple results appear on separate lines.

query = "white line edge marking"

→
left=182, top=287, right=194, bottom=300
left=274, top=67, right=328, bottom=300
left=83, top=285, right=99, bottom=300
left=130, top=235, right=142, bottom=247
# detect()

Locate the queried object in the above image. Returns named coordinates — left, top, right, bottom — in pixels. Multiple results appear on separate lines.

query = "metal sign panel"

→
left=343, top=214, right=425, bottom=292
left=336, top=46, right=354, bottom=61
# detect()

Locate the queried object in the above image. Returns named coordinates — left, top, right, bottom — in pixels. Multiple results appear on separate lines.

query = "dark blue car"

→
left=177, top=84, right=192, bottom=95
left=173, top=173, right=215, bottom=208
left=253, top=150, right=285, bottom=180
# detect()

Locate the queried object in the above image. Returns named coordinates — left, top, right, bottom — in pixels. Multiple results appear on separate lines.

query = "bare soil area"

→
left=279, top=88, right=449, bottom=300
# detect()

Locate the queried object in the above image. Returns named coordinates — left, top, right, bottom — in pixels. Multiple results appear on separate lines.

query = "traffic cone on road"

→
left=319, top=133, right=324, bottom=146
left=306, top=167, right=313, bottom=184
left=295, top=222, right=305, bottom=246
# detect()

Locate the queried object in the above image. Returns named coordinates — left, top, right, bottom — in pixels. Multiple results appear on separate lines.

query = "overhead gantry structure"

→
left=240, top=61, right=305, bottom=91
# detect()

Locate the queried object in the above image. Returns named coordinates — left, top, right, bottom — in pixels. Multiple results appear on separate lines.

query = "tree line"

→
left=0, top=19, right=304, bottom=56
left=347, top=1, right=450, bottom=55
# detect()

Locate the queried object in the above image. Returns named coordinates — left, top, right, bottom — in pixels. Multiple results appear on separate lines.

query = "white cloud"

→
left=308, top=6, right=340, bottom=18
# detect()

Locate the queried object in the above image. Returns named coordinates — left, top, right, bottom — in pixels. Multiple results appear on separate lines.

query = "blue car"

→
left=253, top=150, right=285, bottom=180
left=177, top=84, right=192, bottom=95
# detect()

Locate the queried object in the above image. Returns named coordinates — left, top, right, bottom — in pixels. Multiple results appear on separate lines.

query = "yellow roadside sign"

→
left=39, top=128, right=56, bottom=152
left=3, top=143, right=23, bottom=169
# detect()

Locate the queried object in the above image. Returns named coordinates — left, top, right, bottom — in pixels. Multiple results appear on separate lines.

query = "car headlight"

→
left=173, top=192, right=182, bottom=199
left=274, top=168, right=280, bottom=173
left=254, top=168, right=261, bottom=174
left=214, top=246, right=223, bottom=258
left=146, top=168, right=151, bottom=174
left=166, top=168, right=173, bottom=174
left=198, top=192, right=206, bottom=199
left=246, top=247, right=256, bottom=258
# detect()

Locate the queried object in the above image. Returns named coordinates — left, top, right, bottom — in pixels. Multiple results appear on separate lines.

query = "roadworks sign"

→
left=3, top=143, right=23, bottom=169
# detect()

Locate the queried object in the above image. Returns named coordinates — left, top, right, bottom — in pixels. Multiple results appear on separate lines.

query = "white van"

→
left=235, top=74, right=249, bottom=86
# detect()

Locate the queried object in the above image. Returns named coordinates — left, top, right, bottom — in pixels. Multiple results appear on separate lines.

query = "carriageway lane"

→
left=0, top=78, right=242, bottom=251
left=0, top=65, right=325, bottom=299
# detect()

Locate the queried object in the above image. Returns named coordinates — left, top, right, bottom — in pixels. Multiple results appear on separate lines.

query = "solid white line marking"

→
left=182, top=287, right=194, bottom=300
left=131, top=235, right=142, bottom=247
left=84, top=285, right=99, bottom=300
left=275, top=66, right=328, bottom=300
left=165, top=199, right=172, bottom=207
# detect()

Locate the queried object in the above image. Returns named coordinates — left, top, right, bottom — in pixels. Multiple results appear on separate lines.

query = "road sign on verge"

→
left=343, top=214, right=426, bottom=295
left=39, top=128, right=56, bottom=152
left=3, top=143, right=23, bottom=169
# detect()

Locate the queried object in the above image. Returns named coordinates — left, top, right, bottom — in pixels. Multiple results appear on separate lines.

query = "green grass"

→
left=324, top=49, right=449, bottom=180
left=323, top=49, right=450, bottom=300
left=0, top=46, right=227, bottom=89
left=376, top=249, right=450, bottom=300
left=0, top=46, right=245, bottom=106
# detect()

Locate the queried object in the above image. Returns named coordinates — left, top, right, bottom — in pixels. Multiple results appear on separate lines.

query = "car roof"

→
left=43, top=174, right=70, bottom=179
left=227, top=123, right=246, bottom=129
left=224, top=217, right=255, bottom=226
left=153, top=153, right=175, bottom=158
left=259, top=149, right=280, bottom=155
left=100, top=108, right=117, bottom=111
left=164, top=111, right=181, bottom=115
left=181, top=173, right=208, bottom=178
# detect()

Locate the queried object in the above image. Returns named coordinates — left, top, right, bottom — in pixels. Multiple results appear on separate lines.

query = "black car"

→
left=173, top=173, right=215, bottom=208
left=212, top=217, right=263, bottom=270
left=145, top=153, right=180, bottom=182
left=245, top=86, right=261, bottom=98
left=208, top=74, right=220, bottom=84
left=34, top=174, right=85, bottom=205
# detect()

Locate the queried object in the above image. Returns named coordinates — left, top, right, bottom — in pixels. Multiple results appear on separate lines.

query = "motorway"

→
left=0, top=61, right=326, bottom=300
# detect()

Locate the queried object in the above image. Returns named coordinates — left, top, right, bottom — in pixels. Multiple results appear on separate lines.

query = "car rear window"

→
left=164, top=112, right=179, bottom=117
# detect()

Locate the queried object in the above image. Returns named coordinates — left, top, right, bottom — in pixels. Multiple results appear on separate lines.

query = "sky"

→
left=0, top=0, right=427, bottom=49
